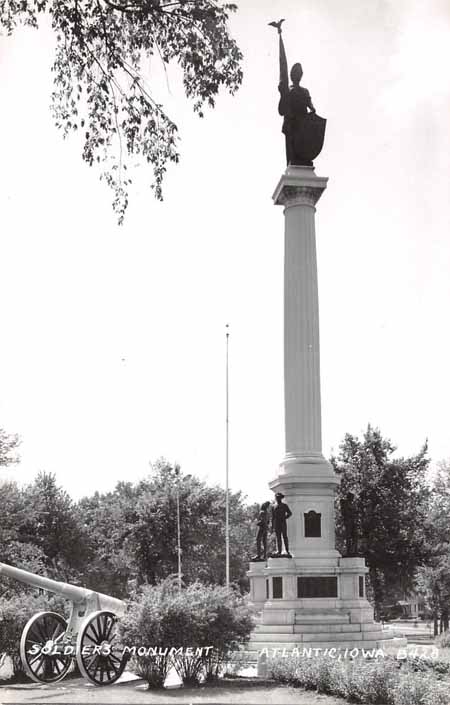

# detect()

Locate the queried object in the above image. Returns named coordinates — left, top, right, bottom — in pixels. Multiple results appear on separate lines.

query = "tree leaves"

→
left=0, top=427, right=20, bottom=467
left=417, top=459, right=450, bottom=627
left=1, top=0, right=243, bottom=222
left=76, top=458, right=254, bottom=594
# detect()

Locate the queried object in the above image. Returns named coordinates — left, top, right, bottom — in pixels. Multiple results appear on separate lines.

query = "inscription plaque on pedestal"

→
left=304, top=510, right=321, bottom=537
left=359, top=575, right=365, bottom=597
left=273, top=576, right=283, bottom=599
left=297, top=576, right=337, bottom=598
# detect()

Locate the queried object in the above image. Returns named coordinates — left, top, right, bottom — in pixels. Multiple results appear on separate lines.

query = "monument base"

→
left=246, top=555, right=405, bottom=653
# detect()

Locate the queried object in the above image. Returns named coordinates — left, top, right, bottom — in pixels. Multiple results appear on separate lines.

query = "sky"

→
left=0, top=0, right=449, bottom=504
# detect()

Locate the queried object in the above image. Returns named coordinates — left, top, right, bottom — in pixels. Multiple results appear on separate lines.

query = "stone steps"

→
left=294, top=612, right=350, bottom=624
left=250, top=631, right=384, bottom=644
left=255, top=622, right=382, bottom=634
left=246, top=639, right=381, bottom=652
left=295, top=623, right=360, bottom=633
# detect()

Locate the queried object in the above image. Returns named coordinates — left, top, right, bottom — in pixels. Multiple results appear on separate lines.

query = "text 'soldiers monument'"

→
left=246, top=22, right=401, bottom=652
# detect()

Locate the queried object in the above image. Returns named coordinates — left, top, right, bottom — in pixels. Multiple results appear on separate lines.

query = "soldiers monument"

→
left=246, top=22, right=404, bottom=654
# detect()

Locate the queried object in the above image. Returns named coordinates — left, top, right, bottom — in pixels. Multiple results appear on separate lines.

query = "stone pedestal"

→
left=246, top=167, right=405, bottom=655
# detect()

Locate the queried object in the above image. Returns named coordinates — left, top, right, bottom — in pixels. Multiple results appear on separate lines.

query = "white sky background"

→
left=0, top=0, right=449, bottom=503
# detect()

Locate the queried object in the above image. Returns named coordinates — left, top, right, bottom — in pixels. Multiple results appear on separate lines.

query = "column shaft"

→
left=284, top=200, right=322, bottom=457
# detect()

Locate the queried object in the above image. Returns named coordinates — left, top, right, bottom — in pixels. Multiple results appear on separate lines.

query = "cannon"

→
left=0, top=562, right=128, bottom=686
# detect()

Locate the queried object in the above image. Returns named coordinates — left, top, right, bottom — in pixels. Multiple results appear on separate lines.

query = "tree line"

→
left=1, top=424, right=450, bottom=632
left=0, top=453, right=257, bottom=597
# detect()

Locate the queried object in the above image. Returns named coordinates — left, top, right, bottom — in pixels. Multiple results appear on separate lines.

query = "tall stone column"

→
left=270, top=166, right=338, bottom=558
left=271, top=165, right=336, bottom=483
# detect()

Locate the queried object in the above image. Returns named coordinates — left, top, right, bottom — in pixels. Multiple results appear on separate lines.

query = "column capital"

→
left=273, top=166, right=328, bottom=208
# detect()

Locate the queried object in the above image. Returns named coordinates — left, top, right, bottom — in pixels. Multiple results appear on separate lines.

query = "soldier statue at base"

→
left=251, top=501, right=271, bottom=561
left=271, top=492, right=293, bottom=558
left=340, top=491, right=359, bottom=557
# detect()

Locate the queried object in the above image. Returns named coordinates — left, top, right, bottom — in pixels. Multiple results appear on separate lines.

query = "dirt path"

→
left=0, top=676, right=344, bottom=705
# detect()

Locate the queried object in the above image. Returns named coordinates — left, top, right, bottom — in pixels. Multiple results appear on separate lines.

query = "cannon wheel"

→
left=20, top=611, right=71, bottom=683
left=76, top=610, right=126, bottom=685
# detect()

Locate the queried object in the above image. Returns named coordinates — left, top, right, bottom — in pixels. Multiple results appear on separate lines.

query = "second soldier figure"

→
left=271, top=492, right=292, bottom=557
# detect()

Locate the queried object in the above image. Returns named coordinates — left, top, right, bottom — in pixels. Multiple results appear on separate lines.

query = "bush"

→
left=393, top=672, right=450, bottom=705
left=131, top=655, right=170, bottom=689
left=267, top=654, right=298, bottom=684
left=342, top=660, right=370, bottom=702
left=267, top=654, right=346, bottom=693
left=315, top=656, right=345, bottom=695
left=0, top=592, right=68, bottom=676
left=268, top=653, right=449, bottom=705
left=403, top=653, right=450, bottom=676
left=118, top=578, right=254, bottom=688
left=345, top=659, right=398, bottom=704
left=435, top=630, right=450, bottom=649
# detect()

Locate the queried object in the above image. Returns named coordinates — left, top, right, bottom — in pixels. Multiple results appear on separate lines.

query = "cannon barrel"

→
left=0, top=561, right=125, bottom=615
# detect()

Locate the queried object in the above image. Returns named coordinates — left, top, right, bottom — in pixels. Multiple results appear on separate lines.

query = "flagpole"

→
left=175, top=463, right=182, bottom=591
left=225, top=323, right=230, bottom=588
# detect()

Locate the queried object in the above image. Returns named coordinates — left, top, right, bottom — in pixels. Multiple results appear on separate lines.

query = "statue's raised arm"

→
left=268, top=19, right=288, bottom=90
left=269, top=20, right=326, bottom=167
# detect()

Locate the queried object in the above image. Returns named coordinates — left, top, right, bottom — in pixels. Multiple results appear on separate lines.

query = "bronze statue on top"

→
left=269, top=20, right=326, bottom=166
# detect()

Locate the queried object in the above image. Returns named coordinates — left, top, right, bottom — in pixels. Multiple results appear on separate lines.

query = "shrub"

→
left=312, top=656, right=339, bottom=694
left=393, top=672, right=450, bottom=705
left=403, top=653, right=450, bottom=676
left=267, top=654, right=298, bottom=684
left=435, top=630, right=450, bottom=649
left=341, top=660, right=368, bottom=702
left=344, top=659, right=398, bottom=704
left=117, top=582, right=168, bottom=689
left=118, top=578, right=254, bottom=688
left=268, top=653, right=444, bottom=705
left=130, top=655, right=170, bottom=689
left=171, top=651, right=204, bottom=687
left=0, top=592, right=69, bottom=676
left=294, top=656, right=324, bottom=690
left=267, top=654, right=346, bottom=693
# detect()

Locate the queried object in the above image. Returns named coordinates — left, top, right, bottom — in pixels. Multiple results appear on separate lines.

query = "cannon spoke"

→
left=104, top=617, right=115, bottom=641
left=100, top=614, right=109, bottom=640
left=31, top=621, right=47, bottom=643
left=34, top=655, right=45, bottom=675
left=54, top=654, right=69, bottom=668
left=87, top=621, right=101, bottom=643
left=107, top=657, right=120, bottom=677
left=83, top=631, right=97, bottom=644
left=107, top=657, right=119, bottom=673
left=51, top=623, right=64, bottom=640
left=29, top=652, right=43, bottom=667
left=84, top=652, right=99, bottom=669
